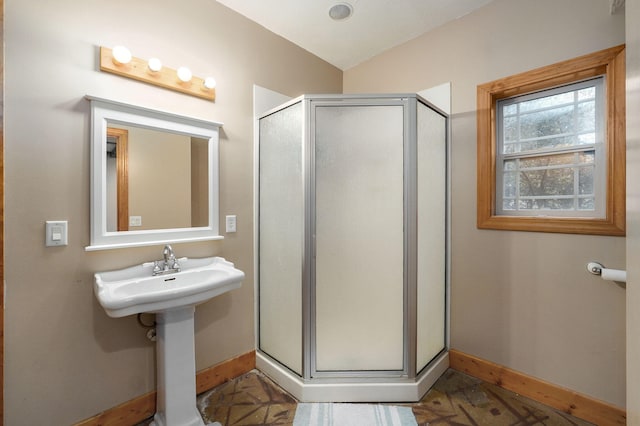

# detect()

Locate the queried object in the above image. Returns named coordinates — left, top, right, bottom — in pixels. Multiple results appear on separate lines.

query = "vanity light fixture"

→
left=148, top=57, right=162, bottom=73
left=176, top=66, right=193, bottom=83
left=99, top=46, right=216, bottom=101
left=111, top=45, right=132, bottom=64
left=204, top=77, right=216, bottom=90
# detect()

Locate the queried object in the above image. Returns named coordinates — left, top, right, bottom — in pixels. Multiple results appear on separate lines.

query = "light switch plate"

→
left=45, top=220, right=68, bottom=247
left=225, top=215, right=237, bottom=233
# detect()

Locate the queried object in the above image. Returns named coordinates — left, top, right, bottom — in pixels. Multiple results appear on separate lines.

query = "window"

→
left=497, top=78, right=605, bottom=217
left=477, top=45, right=625, bottom=235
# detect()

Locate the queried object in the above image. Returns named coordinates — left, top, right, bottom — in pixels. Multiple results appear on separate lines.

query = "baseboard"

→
left=75, top=350, right=256, bottom=426
left=449, top=349, right=626, bottom=426
left=195, top=350, right=256, bottom=394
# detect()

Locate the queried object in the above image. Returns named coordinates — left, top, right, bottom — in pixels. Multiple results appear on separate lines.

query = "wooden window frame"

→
left=477, top=45, right=626, bottom=236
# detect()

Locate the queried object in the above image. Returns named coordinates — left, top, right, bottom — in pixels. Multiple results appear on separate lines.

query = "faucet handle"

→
left=171, top=257, right=181, bottom=272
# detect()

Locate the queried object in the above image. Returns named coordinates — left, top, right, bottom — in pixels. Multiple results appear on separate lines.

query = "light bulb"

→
left=112, top=46, right=132, bottom=65
left=177, top=66, right=192, bottom=83
left=148, top=57, right=162, bottom=72
left=204, top=77, right=216, bottom=90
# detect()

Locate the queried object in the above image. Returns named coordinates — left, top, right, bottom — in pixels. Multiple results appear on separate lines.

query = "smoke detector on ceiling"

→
left=329, top=3, right=353, bottom=21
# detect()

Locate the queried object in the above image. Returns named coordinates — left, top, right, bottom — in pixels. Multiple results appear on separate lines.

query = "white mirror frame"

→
left=85, top=95, right=223, bottom=251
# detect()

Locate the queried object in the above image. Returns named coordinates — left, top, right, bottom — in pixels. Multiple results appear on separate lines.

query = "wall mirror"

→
left=86, top=95, right=223, bottom=250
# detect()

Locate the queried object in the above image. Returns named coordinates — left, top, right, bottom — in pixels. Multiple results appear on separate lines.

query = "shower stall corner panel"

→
left=416, top=101, right=448, bottom=372
left=258, top=101, right=304, bottom=376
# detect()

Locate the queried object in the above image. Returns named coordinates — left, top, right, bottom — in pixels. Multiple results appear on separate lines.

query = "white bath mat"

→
left=293, top=403, right=418, bottom=426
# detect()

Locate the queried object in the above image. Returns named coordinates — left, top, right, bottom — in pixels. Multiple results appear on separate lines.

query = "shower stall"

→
left=256, top=94, right=449, bottom=402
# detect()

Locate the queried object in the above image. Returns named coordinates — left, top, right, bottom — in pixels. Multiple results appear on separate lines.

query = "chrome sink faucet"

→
left=163, top=244, right=174, bottom=266
left=153, top=244, right=181, bottom=276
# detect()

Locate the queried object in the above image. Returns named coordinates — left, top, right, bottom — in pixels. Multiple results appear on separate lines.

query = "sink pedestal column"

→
left=151, top=306, right=205, bottom=426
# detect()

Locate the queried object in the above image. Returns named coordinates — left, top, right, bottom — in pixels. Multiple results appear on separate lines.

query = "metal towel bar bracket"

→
left=586, top=261, right=627, bottom=283
left=587, top=262, right=604, bottom=275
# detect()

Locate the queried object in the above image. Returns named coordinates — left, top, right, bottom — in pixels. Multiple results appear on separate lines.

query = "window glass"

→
left=496, top=77, right=604, bottom=217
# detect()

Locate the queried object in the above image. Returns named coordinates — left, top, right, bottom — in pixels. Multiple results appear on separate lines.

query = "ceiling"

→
left=215, top=0, right=496, bottom=70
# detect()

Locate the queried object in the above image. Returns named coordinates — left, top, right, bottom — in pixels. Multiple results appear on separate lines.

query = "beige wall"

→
left=626, top=0, right=640, bottom=422
left=4, top=0, right=341, bottom=424
left=345, top=0, right=626, bottom=406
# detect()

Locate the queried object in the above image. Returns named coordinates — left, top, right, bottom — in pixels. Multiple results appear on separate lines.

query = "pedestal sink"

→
left=94, top=255, right=244, bottom=426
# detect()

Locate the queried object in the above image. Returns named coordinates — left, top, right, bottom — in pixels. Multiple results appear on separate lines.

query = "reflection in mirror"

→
left=106, top=127, right=129, bottom=231
left=86, top=95, right=223, bottom=251
left=105, top=125, right=209, bottom=232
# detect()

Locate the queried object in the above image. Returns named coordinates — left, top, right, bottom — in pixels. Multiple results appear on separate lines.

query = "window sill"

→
left=477, top=214, right=625, bottom=236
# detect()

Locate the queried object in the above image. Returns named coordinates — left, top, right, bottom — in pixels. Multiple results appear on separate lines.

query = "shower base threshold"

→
left=256, top=351, right=449, bottom=403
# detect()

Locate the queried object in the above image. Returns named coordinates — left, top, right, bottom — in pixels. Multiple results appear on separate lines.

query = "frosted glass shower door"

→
left=314, top=104, right=405, bottom=372
left=258, top=102, right=303, bottom=375
left=416, top=101, right=447, bottom=372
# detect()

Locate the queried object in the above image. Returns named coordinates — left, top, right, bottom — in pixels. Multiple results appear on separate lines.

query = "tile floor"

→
left=138, top=369, right=593, bottom=425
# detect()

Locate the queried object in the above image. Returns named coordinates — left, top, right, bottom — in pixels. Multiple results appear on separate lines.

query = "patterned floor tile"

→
left=138, top=369, right=594, bottom=426
left=199, top=371, right=297, bottom=425
left=411, top=370, right=593, bottom=425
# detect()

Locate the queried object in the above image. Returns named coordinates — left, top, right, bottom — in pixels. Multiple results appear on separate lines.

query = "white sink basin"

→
left=94, top=256, right=244, bottom=318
